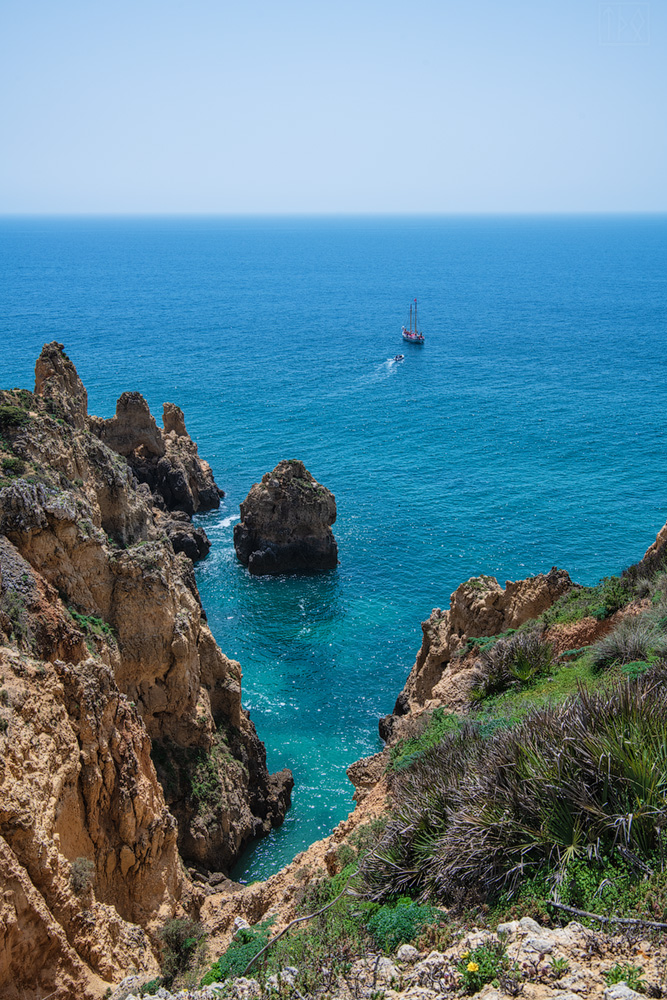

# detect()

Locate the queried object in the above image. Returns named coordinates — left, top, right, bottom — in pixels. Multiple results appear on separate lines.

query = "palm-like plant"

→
left=361, top=668, right=667, bottom=904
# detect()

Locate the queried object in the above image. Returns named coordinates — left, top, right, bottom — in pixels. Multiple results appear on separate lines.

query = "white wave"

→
left=218, top=515, right=239, bottom=528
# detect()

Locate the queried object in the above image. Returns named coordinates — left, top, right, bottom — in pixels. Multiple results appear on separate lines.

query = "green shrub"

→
left=458, top=940, right=512, bottom=994
left=471, top=631, right=554, bottom=701
left=621, top=659, right=652, bottom=680
left=69, top=608, right=115, bottom=638
left=0, top=405, right=28, bottom=430
left=348, top=816, right=389, bottom=857
left=2, top=592, right=26, bottom=639
left=201, top=917, right=274, bottom=985
left=604, top=962, right=645, bottom=991
left=591, top=576, right=634, bottom=619
left=550, top=957, right=570, bottom=979
left=160, top=919, right=205, bottom=987
left=542, top=577, right=632, bottom=626
left=70, top=856, right=95, bottom=895
left=464, top=628, right=517, bottom=656
left=390, top=708, right=461, bottom=771
left=2, top=456, right=25, bottom=476
left=365, top=898, right=443, bottom=952
left=139, top=980, right=162, bottom=997
left=361, top=669, right=667, bottom=905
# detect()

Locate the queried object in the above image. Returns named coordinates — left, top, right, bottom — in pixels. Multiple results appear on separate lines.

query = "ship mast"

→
left=414, top=298, right=418, bottom=333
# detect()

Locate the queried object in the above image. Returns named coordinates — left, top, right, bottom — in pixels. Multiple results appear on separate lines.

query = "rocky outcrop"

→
left=0, top=585, right=177, bottom=998
left=234, top=460, right=337, bottom=575
left=34, top=340, right=89, bottom=430
left=88, top=389, right=221, bottom=561
left=389, top=568, right=572, bottom=717
left=635, top=518, right=667, bottom=577
left=0, top=344, right=293, bottom=997
left=90, top=394, right=222, bottom=519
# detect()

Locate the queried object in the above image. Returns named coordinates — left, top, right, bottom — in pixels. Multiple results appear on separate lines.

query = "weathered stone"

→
left=35, top=341, right=89, bottom=430
left=229, top=978, right=261, bottom=999
left=351, top=955, right=399, bottom=983
left=394, top=567, right=572, bottom=713
left=346, top=752, right=385, bottom=803
left=0, top=345, right=292, bottom=998
left=604, top=985, right=644, bottom=1000
left=518, top=916, right=544, bottom=934
left=90, top=392, right=222, bottom=520
left=159, top=510, right=211, bottom=562
left=92, top=391, right=165, bottom=458
left=496, top=920, right=520, bottom=937
left=234, top=460, right=337, bottom=575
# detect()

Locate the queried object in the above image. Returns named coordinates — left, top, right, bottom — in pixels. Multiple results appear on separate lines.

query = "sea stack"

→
left=234, top=459, right=338, bottom=575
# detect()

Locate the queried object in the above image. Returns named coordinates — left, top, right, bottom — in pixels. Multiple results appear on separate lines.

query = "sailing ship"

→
left=402, top=298, right=425, bottom=344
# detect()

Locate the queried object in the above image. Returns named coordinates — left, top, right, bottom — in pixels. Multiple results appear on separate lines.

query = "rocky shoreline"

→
left=0, top=345, right=292, bottom=998
left=3, top=343, right=667, bottom=999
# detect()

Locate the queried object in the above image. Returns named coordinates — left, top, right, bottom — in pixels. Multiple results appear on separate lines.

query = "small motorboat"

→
left=393, top=354, right=405, bottom=362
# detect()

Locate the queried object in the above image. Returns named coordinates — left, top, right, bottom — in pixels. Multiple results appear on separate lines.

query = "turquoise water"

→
left=2, top=215, right=667, bottom=878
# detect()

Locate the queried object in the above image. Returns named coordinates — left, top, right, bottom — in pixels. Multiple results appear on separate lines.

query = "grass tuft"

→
left=590, top=614, right=667, bottom=672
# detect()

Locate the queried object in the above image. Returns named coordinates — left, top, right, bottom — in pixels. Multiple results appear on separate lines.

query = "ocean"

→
left=1, top=215, right=666, bottom=878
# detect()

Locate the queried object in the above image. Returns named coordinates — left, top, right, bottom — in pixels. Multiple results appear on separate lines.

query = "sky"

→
left=0, top=0, right=665, bottom=214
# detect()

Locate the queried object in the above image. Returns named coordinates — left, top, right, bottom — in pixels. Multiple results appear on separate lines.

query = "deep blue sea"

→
left=1, top=216, right=666, bottom=879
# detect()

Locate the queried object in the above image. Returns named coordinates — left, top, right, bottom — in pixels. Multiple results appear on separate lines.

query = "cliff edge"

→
left=0, top=344, right=292, bottom=999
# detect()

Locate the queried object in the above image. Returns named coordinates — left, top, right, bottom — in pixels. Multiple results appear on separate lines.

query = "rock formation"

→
left=0, top=343, right=292, bottom=998
left=635, top=520, right=667, bottom=577
left=234, top=459, right=337, bottom=575
left=88, top=384, right=222, bottom=561
left=385, top=568, right=572, bottom=725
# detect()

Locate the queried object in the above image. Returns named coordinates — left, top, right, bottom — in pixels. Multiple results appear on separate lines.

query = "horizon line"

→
left=1, top=209, right=666, bottom=220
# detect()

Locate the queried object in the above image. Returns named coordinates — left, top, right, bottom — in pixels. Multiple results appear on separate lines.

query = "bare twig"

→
left=242, top=866, right=359, bottom=977
left=548, top=899, right=667, bottom=930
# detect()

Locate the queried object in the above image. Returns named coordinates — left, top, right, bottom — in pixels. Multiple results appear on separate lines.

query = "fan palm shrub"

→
left=362, top=668, right=667, bottom=904
left=591, top=614, right=667, bottom=672
left=471, top=631, right=554, bottom=700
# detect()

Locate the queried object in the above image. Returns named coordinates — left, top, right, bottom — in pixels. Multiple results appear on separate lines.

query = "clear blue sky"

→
left=1, top=0, right=664, bottom=213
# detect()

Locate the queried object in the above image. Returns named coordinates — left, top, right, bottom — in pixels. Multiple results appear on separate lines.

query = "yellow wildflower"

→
left=467, top=961, right=480, bottom=973
left=461, top=951, right=470, bottom=959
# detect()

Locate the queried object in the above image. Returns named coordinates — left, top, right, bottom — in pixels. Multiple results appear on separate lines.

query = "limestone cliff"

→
left=234, top=459, right=337, bottom=575
left=0, top=344, right=292, bottom=998
left=389, top=568, right=572, bottom=720
left=90, top=393, right=222, bottom=519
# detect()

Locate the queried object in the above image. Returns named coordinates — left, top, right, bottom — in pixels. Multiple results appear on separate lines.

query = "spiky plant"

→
left=591, top=614, right=667, bottom=672
left=361, top=668, right=667, bottom=904
left=472, top=631, right=554, bottom=699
